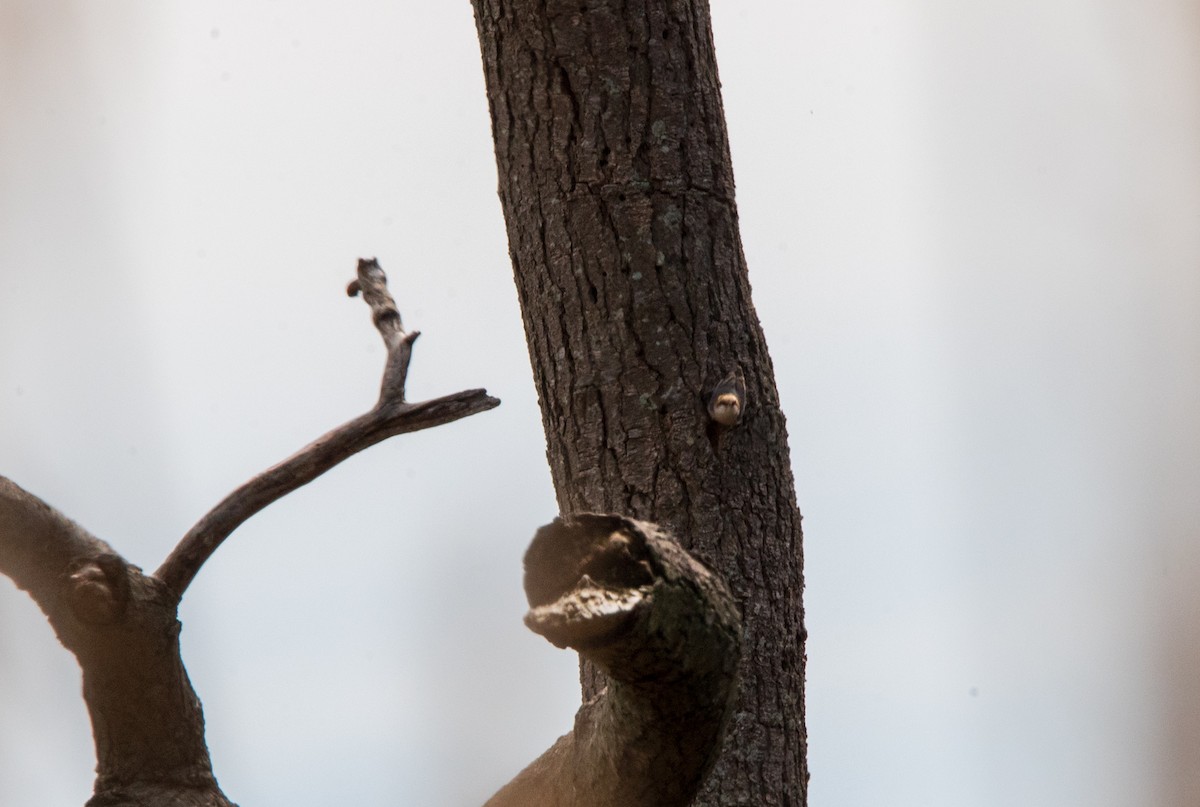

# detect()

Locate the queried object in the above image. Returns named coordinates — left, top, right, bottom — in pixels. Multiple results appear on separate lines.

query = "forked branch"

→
left=155, top=258, right=499, bottom=600
left=0, top=261, right=498, bottom=806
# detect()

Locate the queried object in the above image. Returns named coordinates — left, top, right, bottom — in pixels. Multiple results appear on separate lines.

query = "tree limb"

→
left=0, top=478, right=230, bottom=807
left=486, top=515, right=742, bottom=807
left=155, top=258, right=499, bottom=599
left=1, top=259, right=499, bottom=805
left=0, top=476, right=118, bottom=616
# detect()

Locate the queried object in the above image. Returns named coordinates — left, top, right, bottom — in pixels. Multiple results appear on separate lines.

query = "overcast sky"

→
left=2, top=2, right=1199, bottom=806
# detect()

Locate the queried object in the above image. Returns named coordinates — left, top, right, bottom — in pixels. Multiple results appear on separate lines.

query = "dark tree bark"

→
left=471, top=2, right=808, bottom=805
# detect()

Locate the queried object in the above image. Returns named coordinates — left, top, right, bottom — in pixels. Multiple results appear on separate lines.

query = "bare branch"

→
left=1, top=262, right=497, bottom=804
left=0, top=478, right=230, bottom=806
left=155, top=260, right=500, bottom=600
left=0, top=476, right=118, bottom=613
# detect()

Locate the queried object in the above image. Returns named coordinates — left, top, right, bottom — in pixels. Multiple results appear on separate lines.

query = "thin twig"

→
left=347, top=257, right=421, bottom=401
left=155, top=260, right=499, bottom=600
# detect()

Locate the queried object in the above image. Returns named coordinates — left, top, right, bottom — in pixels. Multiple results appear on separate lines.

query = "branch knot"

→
left=64, top=553, right=130, bottom=625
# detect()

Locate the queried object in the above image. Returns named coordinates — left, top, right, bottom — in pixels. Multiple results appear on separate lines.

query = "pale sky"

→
left=2, top=2, right=1199, bottom=806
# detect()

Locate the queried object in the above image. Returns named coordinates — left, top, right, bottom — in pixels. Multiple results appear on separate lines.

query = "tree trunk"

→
left=471, top=2, right=808, bottom=804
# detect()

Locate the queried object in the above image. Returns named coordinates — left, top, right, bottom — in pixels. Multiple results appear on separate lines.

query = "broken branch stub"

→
left=486, top=514, right=743, bottom=807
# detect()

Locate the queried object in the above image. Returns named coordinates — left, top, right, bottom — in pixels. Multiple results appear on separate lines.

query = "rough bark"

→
left=486, top=515, right=742, bottom=807
left=470, top=2, right=808, bottom=804
left=0, top=260, right=497, bottom=806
